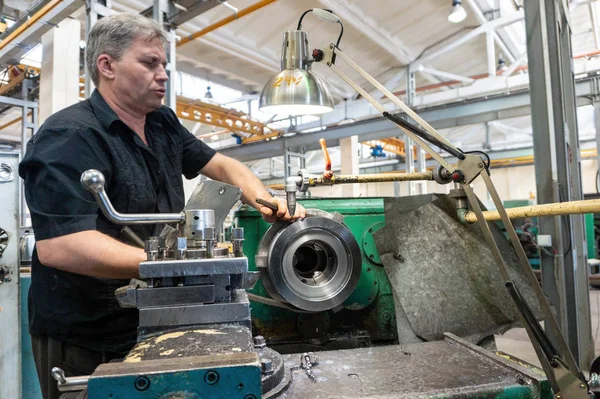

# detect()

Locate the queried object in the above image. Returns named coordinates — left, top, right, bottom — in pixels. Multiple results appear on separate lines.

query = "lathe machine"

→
left=43, top=168, right=561, bottom=398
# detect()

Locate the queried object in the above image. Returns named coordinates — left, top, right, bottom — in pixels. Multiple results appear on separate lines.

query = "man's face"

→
left=110, top=37, right=168, bottom=114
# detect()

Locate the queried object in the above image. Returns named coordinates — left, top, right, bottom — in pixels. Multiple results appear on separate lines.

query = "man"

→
left=19, top=13, right=305, bottom=399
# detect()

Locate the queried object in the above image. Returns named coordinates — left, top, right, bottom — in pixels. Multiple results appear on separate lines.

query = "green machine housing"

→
left=235, top=197, right=398, bottom=349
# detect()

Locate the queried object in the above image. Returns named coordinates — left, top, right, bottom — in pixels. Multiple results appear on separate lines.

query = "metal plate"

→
left=139, top=257, right=248, bottom=278
left=134, top=285, right=215, bottom=307
left=185, top=180, right=242, bottom=230
left=139, top=290, right=251, bottom=327
left=374, top=195, right=544, bottom=343
left=280, top=334, right=551, bottom=398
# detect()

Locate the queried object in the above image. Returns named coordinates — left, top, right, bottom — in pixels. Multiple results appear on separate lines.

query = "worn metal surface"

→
left=139, top=257, right=248, bottom=278
left=128, top=285, right=215, bottom=308
left=138, top=290, right=251, bottom=327
left=309, top=171, right=433, bottom=187
left=185, top=180, right=242, bottom=230
left=278, top=334, right=552, bottom=398
left=374, top=194, right=543, bottom=344
left=88, top=351, right=261, bottom=399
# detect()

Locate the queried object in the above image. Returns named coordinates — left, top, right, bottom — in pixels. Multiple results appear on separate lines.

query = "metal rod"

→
left=311, top=171, right=433, bottom=186
left=327, top=61, right=454, bottom=172
left=463, top=198, right=600, bottom=223
left=80, top=170, right=184, bottom=225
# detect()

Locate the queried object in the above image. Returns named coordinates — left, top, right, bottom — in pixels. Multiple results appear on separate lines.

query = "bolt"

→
left=134, top=376, right=150, bottom=391
left=478, top=163, right=484, bottom=168
left=556, top=395, right=561, bottom=399
left=580, top=383, right=587, bottom=389
left=261, top=359, right=273, bottom=374
left=254, top=335, right=266, bottom=348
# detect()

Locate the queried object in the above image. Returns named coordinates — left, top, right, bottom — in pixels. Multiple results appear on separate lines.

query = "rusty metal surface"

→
left=124, top=324, right=255, bottom=363
left=310, top=172, right=433, bottom=187
left=373, top=194, right=543, bottom=344
left=278, top=334, right=548, bottom=398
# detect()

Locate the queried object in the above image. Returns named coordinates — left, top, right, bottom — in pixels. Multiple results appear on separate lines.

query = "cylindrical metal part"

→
left=286, top=191, right=297, bottom=217
left=206, top=240, right=214, bottom=258
left=281, top=30, right=309, bottom=70
left=121, top=226, right=145, bottom=248
left=80, top=170, right=184, bottom=224
left=177, top=237, right=187, bottom=260
left=51, top=367, right=89, bottom=392
left=145, top=237, right=159, bottom=261
left=183, top=209, right=215, bottom=240
left=232, top=227, right=245, bottom=257
left=463, top=199, right=600, bottom=223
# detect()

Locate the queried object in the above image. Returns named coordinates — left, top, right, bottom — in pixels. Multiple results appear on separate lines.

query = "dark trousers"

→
left=31, top=335, right=123, bottom=399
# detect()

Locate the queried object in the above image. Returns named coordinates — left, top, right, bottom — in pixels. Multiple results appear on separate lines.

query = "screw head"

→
left=478, top=163, right=484, bottom=168
left=204, top=370, right=219, bottom=385
left=134, top=376, right=150, bottom=391
left=580, top=383, right=587, bottom=389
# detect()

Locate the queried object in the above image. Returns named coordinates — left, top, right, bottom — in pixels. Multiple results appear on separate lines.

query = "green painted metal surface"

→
left=586, top=213, right=597, bottom=259
left=235, top=198, right=397, bottom=344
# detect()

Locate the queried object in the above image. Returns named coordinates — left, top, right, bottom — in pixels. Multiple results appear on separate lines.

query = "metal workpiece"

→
left=139, top=257, right=249, bottom=279
left=257, top=212, right=362, bottom=312
left=51, top=367, right=89, bottom=392
left=311, top=171, right=434, bottom=186
left=80, top=169, right=184, bottom=224
left=183, top=209, right=215, bottom=240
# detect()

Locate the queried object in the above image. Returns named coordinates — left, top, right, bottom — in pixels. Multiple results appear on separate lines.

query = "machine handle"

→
left=319, top=138, right=333, bottom=180
left=80, top=169, right=185, bottom=225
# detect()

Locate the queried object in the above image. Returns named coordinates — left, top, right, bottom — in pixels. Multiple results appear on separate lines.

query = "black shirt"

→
left=19, top=90, right=216, bottom=353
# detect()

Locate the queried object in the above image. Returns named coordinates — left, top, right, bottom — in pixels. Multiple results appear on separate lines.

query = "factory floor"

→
left=495, top=287, right=600, bottom=367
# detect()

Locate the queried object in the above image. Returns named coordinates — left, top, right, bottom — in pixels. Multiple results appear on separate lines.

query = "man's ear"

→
left=96, top=54, right=115, bottom=80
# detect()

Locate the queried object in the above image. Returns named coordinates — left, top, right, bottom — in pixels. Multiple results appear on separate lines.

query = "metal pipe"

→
left=177, top=0, right=277, bottom=47
left=463, top=199, right=600, bottom=223
left=312, top=171, right=433, bottom=186
left=0, top=0, right=63, bottom=51
left=80, top=170, right=184, bottom=224
left=51, top=367, right=89, bottom=392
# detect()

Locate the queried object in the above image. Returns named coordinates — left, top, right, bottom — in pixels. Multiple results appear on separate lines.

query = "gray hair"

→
left=85, top=13, right=167, bottom=86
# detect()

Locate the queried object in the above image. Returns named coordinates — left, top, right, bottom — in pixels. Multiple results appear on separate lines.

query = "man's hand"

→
left=259, top=197, right=306, bottom=223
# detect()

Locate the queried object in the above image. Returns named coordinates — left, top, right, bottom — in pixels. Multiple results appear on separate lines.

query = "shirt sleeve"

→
left=18, top=127, right=113, bottom=241
left=161, top=106, right=217, bottom=179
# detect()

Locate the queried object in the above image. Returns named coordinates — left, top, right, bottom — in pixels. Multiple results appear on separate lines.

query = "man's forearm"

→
left=36, top=230, right=145, bottom=279
left=203, top=154, right=273, bottom=209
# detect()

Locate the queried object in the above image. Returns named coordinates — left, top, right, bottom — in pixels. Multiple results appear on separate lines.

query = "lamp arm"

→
left=319, top=43, right=590, bottom=397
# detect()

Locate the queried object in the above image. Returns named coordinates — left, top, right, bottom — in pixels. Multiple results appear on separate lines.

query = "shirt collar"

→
left=90, top=89, right=163, bottom=132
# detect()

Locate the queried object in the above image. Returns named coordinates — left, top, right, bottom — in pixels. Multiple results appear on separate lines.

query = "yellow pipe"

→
left=0, top=0, right=62, bottom=51
left=177, top=0, right=278, bottom=47
left=0, top=112, right=31, bottom=131
left=463, top=199, right=600, bottom=223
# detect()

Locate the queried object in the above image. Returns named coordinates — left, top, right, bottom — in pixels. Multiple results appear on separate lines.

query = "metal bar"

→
left=0, top=95, right=37, bottom=108
left=178, top=0, right=277, bottom=46
left=525, top=0, right=592, bottom=369
left=461, top=183, right=560, bottom=394
left=464, top=199, right=600, bottom=222
left=503, top=52, right=528, bottom=77
left=0, top=0, right=62, bottom=52
left=332, top=47, right=462, bottom=159
left=139, top=257, right=249, bottom=278
left=311, top=171, right=432, bottom=186
left=417, top=66, right=474, bottom=84
left=327, top=61, right=454, bottom=172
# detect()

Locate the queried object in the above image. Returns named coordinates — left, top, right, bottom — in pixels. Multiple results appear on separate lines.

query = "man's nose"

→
left=157, top=64, right=169, bottom=82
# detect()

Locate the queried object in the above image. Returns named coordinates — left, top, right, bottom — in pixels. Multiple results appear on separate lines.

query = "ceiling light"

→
left=204, top=86, right=213, bottom=99
left=448, top=0, right=467, bottom=23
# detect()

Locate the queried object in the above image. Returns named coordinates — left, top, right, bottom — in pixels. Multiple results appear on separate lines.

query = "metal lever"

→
left=80, top=169, right=184, bottom=225
left=51, top=367, right=89, bottom=392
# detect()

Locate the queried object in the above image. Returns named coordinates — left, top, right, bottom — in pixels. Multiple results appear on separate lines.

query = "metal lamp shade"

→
left=259, top=68, right=334, bottom=115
